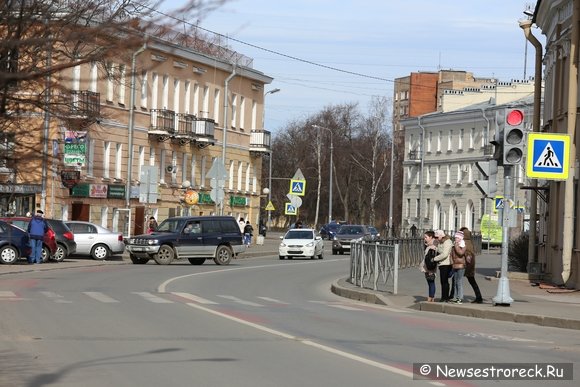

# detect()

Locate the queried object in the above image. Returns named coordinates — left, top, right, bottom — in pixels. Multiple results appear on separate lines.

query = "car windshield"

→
left=327, top=223, right=340, bottom=231
left=156, top=219, right=181, bottom=233
left=285, top=230, right=314, bottom=240
left=338, top=226, right=364, bottom=235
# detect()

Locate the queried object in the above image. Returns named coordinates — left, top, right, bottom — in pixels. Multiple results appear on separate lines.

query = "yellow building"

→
left=0, top=29, right=273, bottom=236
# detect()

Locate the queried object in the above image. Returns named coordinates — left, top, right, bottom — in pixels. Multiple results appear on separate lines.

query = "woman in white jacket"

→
left=433, top=229, right=453, bottom=302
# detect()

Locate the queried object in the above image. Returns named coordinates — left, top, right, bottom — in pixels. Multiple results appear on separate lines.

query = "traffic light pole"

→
left=494, top=165, right=514, bottom=306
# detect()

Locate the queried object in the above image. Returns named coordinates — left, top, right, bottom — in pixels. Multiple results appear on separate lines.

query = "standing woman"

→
left=460, top=227, right=483, bottom=303
left=433, top=230, right=453, bottom=302
left=450, top=231, right=467, bottom=304
left=421, top=231, right=438, bottom=302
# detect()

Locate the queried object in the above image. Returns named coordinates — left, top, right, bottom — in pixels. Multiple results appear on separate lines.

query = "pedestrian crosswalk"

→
left=0, top=289, right=380, bottom=312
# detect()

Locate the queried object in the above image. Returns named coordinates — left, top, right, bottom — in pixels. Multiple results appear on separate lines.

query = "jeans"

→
left=438, top=265, right=452, bottom=301
left=453, top=268, right=465, bottom=301
left=30, top=238, right=43, bottom=264
left=244, top=233, right=251, bottom=245
left=426, top=276, right=436, bottom=298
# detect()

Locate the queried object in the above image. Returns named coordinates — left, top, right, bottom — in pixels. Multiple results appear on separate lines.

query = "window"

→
left=202, top=86, right=209, bottom=118
left=138, top=146, right=145, bottom=181
left=456, top=164, right=462, bottom=184
left=406, top=166, right=412, bottom=184
left=425, top=198, right=431, bottom=219
left=0, top=133, right=15, bottom=170
left=106, top=62, right=114, bottom=102
left=406, top=198, right=411, bottom=217
left=193, top=83, right=199, bottom=116
left=103, top=141, right=111, bottom=179
left=115, top=143, right=122, bottom=180
left=118, top=64, right=126, bottom=105
left=160, top=149, right=166, bottom=183
left=182, top=153, right=188, bottom=182
left=213, top=88, right=220, bottom=122
left=200, top=156, right=207, bottom=187
left=468, top=163, right=473, bottom=183
left=425, top=166, right=431, bottom=185
left=245, top=163, right=251, bottom=191
left=228, top=160, right=235, bottom=190
left=162, top=75, right=169, bottom=108
left=140, top=70, right=148, bottom=108
left=437, top=131, right=442, bottom=152
left=149, top=147, right=155, bottom=166
left=469, top=127, right=475, bottom=149
left=237, top=161, right=243, bottom=191
left=151, top=72, right=158, bottom=109
left=87, top=139, right=95, bottom=176
left=252, top=100, right=258, bottom=128
left=447, top=130, right=453, bottom=152
left=90, top=62, right=98, bottom=92
left=190, top=154, right=197, bottom=187
left=459, top=128, right=464, bottom=149
left=239, top=96, right=245, bottom=130
left=435, top=165, right=440, bottom=185
left=173, top=79, right=180, bottom=113
left=409, top=134, right=414, bottom=153
left=415, top=198, right=420, bottom=217
left=231, top=94, right=237, bottom=128
left=184, top=81, right=191, bottom=114
left=445, top=165, right=451, bottom=185
left=427, top=131, right=432, bottom=153
left=416, top=166, right=420, bottom=185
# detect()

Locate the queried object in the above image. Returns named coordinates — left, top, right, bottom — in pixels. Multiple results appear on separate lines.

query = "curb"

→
left=331, top=278, right=580, bottom=331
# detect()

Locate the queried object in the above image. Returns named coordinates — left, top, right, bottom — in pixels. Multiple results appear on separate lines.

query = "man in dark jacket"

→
left=27, top=210, right=48, bottom=264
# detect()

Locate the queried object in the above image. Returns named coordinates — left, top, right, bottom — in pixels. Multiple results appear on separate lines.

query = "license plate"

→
left=132, top=247, right=144, bottom=252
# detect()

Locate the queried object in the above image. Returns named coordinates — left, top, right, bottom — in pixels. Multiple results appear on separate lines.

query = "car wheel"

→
left=214, top=245, right=232, bottom=265
left=53, top=244, right=66, bottom=262
left=91, top=244, right=110, bottom=260
left=41, top=245, right=50, bottom=263
left=153, top=245, right=174, bottom=265
left=188, top=258, right=206, bottom=265
left=332, top=249, right=337, bottom=255
left=0, top=246, right=18, bottom=264
left=129, top=254, right=149, bottom=264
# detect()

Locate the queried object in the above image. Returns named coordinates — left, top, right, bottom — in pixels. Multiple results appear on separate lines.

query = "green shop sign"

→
left=230, top=196, right=248, bottom=207
left=198, top=192, right=214, bottom=204
left=71, top=183, right=89, bottom=197
left=108, top=185, right=126, bottom=199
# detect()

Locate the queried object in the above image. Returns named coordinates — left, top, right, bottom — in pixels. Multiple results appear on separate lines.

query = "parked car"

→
left=45, top=219, right=76, bottom=261
left=125, top=216, right=245, bottom=265
left=319, top=222, right=341, bottom=240
left=279, top=228, right=324, bottom=260
left=332, top=224, right=374, bottom=255
left=65, top=221, right=125, bottom=260
left=0, top=220, right=31, bottom=264
left=367, top=226, right=380, bottom=240
left=0, top=216, right=58, bottom=262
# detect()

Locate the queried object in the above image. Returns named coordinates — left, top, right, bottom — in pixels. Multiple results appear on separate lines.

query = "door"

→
left=71, top=203, right=90, bottom=221
left=177, top=220, right=204, bottom=258
left=134, top=206, right=145, bottom=236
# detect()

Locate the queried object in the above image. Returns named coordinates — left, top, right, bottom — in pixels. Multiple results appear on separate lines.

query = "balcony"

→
left=150, top=109, right=176, bottom=141
left=59, top=90, right=100, bottom=128
left=249, top=129, right=271, bottom=155
left=173, top=113, right=196, bottom=145
left=407, top=149, right=422, bottom=162
left=192, top=118, right=216, bottom=148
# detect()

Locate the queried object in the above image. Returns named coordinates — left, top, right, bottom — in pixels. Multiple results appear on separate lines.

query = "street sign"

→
left=287, top=193, right=302, bottom=208
left=285, top=203, right=297, bottom=215
left=526, top=133, right=570, bottom=180
left=494, top=196, right=504, bottom=210
left=207, top=158, right=227, bottom=180
left=265, top=201, right=275, bottom=211
left=289, top=179, right=306, bottom=196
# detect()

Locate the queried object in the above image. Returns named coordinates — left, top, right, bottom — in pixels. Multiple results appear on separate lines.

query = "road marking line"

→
left=184, top=301, right=415, bottom=380
left=217, top=295, right=263, bottom=307
left=132, top=292, right=174, bottom=303
left=40, top=291, right=72, bottom=303
left=327, top=304, right=364, bottom=311
left=257, top=296, right=290, bottom=304
left=171, top=292, right=218, bottom=305
left=0, top=291, right=17, bottom=298
left=83, top=292, right=119, bottom=303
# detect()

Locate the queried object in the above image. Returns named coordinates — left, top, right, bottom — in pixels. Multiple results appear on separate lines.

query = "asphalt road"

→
left=0, top=251, right=578, bottom=386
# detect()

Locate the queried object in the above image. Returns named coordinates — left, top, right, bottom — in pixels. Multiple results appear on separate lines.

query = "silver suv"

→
left=125, top=216, right=245, bottom=265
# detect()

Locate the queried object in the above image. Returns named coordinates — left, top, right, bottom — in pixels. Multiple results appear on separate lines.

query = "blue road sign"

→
left=289, top=179, right=306, bottom=196
left=527, top=133, right=570, bottom=180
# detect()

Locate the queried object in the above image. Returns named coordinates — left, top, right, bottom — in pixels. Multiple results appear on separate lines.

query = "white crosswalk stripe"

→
left=171, top=292, right=218, bottom=305
left=256, top=296, right=290, bottom=305
left=0, top=290, right=20, bottom=300
left=327, top=304, right=364, bottom=311
left=132, top=292, right=174, bottom=303
left=217, top=295, right=264, bottom=307
left=83, top=291, right=120, bottom=303
left=40, top=291, right=72, bottom=303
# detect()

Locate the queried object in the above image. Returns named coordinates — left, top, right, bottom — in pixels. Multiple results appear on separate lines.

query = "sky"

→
left=163, top=0, right=541, bottom=132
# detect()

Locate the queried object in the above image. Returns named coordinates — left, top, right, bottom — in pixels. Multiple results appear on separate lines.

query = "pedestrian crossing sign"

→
left=289, top=179, right=306, bottom=196
left=285, top=203, right=297, bottom=215
left=527, top=133, right=570, bottom=180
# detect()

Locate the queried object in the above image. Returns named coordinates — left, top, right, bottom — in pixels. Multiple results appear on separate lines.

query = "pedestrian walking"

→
left=460, top=227, right=483, bottom=303
left=450, top=231, right=467, bottom=304
left=27, top=210, right=48, bottom=264
left=243, top=221, right=254, bottom=246
left=238, top=217, right=245, bottom=233
left=433, top=229, right=453, bottom=302
left=421, top=231, right=438, bottom=302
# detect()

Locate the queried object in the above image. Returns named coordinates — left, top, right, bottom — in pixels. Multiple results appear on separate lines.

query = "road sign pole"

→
left=493, top=166, right=514, bottom=306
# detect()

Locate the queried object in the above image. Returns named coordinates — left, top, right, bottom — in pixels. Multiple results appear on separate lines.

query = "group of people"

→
left=239, top=218, right=254, bottom=246
left=420, top=227, right=483, bottom=304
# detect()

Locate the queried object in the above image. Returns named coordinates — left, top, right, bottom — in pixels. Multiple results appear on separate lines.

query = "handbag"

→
left=425, top=272, right=436, bottom=281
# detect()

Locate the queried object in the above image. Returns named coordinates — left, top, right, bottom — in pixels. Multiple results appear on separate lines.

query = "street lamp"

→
left=312, top=125, right=334, bottom=224
left=264, top=88, right=280, bottom=230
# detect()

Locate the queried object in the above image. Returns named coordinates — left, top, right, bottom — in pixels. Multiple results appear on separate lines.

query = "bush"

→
left=508, top=232, right=529, bottom=272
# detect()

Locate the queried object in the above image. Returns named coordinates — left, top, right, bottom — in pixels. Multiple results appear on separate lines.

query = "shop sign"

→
left=64, top=143, right=86, bottom=167
left=184, top=190, right=199, bottom=205
left=198, top=192, right=214, bottom=204
left=90, top=184, right=108, bottom=198
left=107, top=185, right=126, bottom=199
left=230, top=196, right=248, bottom=207
left=71, top=183, right=90, bottom=197
left=60, top=170, right=80, bottom=188
left=0, top=184, right=42, bottom=194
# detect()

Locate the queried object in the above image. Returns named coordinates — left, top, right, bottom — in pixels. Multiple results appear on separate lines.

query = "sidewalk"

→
left=2, top=235, right=579, bottom=331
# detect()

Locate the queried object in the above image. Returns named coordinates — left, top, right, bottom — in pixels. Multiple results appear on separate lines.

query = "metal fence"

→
left=348, top=235, right=482, bottom=295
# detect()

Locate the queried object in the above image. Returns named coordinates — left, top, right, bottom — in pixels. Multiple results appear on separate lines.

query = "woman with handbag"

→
left=421, top=231, right=438, bottom=302
left=460, top=227, right=483, bottom=303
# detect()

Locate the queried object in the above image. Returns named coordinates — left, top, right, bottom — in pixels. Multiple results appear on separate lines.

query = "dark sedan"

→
left=331, top=225, right=374, bottom=255
left=0, top=220, right=31, bottom=264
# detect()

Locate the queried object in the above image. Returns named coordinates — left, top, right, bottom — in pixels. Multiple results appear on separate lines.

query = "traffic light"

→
left=474, top=160, right=498, bottom=198
left=502, top=109, right=526, bottom=165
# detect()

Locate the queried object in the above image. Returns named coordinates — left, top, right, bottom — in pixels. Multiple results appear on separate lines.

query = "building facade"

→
left=0, top=30, right=273, bottom=236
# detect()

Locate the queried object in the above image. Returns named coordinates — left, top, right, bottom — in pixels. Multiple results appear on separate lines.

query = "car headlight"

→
left=147, top=239, right=159, bottom=245
left=280, top=242, right=287, bottom=247
left=305, top=241, right=314, bottom=247
left=128, top=238, right=135, bottom=244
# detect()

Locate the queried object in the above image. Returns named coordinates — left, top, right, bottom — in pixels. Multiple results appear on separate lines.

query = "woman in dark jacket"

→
left=460, top=227, right=483, bottom=303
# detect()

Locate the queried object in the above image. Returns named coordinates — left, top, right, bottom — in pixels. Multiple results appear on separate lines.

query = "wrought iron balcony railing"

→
left=249, top=129, right=271, bottom=152
left=150, top=109, right=176, bottom=132
left=68, top=90, right=100, bottom=118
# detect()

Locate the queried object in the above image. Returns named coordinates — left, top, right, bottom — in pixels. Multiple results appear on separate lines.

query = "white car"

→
left=279, top=228, right=324, bottom=260
left=65, top=221, right=125, bottom=260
